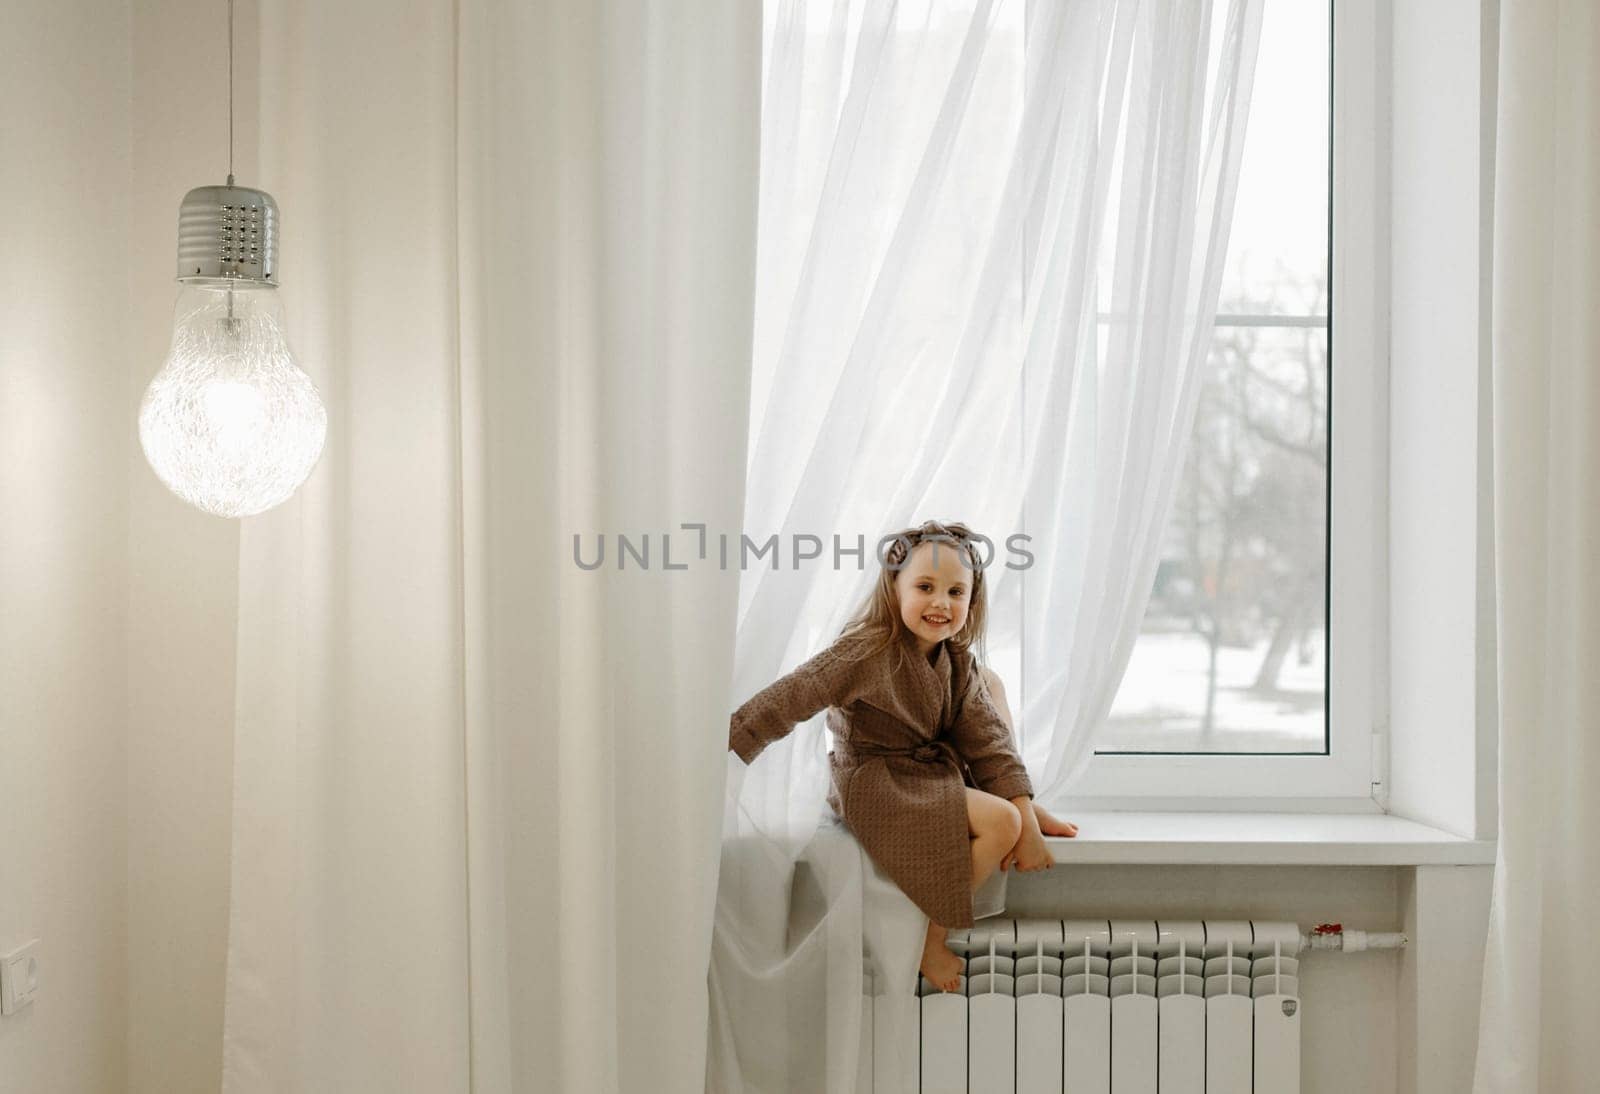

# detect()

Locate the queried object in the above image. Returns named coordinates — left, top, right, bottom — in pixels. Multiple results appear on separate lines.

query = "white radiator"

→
left=904, top=919, right=1304, bottom=1094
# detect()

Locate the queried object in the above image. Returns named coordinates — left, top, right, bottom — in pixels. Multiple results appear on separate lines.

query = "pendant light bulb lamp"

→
left=139, top=1, right=326, bottom=519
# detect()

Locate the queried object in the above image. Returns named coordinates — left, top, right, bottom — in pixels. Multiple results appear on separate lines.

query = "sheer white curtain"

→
left=221, top=2, right=759, bottom=1092
left=709, top=0, right=1262, bottom=1090
left=1473, top=2, right=1600, bottom=1090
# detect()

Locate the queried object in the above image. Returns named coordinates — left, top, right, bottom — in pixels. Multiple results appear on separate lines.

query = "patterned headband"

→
left=886, top=530, right=985, bottom=570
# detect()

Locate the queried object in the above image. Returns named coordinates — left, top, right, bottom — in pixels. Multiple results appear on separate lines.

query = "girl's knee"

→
left=998, top=798, right=1023, bottom=841
left=966, top=787, right=1024, bottom=842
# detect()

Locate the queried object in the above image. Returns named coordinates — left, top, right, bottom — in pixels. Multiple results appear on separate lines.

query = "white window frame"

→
left=1058, top=0, right=1386, bottom=811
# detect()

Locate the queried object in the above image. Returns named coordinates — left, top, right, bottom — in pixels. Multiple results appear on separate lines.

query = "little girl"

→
left=728, top=519, right=1078, bottom=992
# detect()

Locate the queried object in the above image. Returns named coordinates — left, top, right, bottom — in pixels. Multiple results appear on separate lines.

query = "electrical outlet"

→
left=1, top=941, right=40, bottom=1015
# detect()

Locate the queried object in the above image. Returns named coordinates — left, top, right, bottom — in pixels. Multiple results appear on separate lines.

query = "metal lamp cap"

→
left=176, top=184, right=278, bottom=285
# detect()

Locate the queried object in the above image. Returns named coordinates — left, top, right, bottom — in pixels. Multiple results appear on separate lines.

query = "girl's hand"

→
left=999, top=801, right=1076, bottom=872
left=1001, top=825, right=1054, bottom=872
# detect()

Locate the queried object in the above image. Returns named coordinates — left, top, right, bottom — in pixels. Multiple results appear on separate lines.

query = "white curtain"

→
left=220, top=2, right=759, bottom=1092
left=709, top=1, right=1262, bottom=1090
left=1473, top=2, right=1600, bottom=1090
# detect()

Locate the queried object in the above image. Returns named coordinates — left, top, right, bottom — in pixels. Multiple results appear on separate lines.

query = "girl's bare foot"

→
left=1032, top=803, right=1079, bottom=837
left=920, top=933, right=964, bottom=993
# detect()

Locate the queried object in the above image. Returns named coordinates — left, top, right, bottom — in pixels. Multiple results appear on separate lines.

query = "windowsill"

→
left=1041, top=812, right=1495, bottom=866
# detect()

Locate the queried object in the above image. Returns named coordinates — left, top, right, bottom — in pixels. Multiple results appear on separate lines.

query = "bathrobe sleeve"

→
left=948, top=652, right=1034, bottom=801
left=728, top=637, right=876, bottom=765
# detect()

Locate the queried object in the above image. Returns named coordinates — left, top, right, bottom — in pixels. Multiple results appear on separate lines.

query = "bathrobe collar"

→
left=902, top=633, right=954, bottom=729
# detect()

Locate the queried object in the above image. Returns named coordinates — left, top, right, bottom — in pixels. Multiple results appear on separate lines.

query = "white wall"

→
left=1382, top=1, right=1500, bottom=1083
left=0, top=3, right=132, bottom=1090
left=1396, top=865, right=1494, bottom=1094
left=1387, top=0, right=1500, bottom=842
left=2, top=2, right=247, bottom=1089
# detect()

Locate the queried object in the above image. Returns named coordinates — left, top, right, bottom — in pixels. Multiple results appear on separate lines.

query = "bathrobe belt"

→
left=840, top=736, right=964, bottom=771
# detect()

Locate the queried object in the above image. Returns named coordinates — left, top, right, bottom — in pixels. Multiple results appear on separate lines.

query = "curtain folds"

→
left=221, top=2, right=760, bottom=1092
left=710, top=1, right=1262, bottom=1090
left=1473, top=2, right=1600, bottom=1090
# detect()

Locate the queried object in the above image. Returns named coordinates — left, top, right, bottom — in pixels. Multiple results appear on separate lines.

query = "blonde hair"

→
left=835, top=519, right=993, bottom=676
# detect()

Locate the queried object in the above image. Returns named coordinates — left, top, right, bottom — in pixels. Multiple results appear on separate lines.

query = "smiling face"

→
left=894, top=540, right=974, bottom=657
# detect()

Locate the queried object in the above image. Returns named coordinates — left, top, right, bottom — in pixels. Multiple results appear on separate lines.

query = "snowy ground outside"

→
left=1101, top=629, right=1326, bottom=753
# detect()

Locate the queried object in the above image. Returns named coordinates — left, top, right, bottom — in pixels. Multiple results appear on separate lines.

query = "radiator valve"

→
left=1302, top=923, right=1407, bottom=952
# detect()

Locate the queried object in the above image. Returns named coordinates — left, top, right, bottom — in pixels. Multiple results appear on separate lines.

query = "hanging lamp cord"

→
left=224, top=0, right=237, bottom=322
left=226, top=0, right=235, bottom=187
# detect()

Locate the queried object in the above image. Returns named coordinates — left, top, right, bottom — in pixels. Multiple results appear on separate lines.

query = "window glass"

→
left=1102, top=0, right=1331, bottom=754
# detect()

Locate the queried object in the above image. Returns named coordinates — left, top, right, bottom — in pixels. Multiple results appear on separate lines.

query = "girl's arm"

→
left=728, top=638, right=875, bottom=765
left=947, top=653, right=1034, bottom=801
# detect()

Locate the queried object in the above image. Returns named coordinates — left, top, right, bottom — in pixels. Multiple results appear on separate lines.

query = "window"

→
left=1069, top=0, right=1383, bottom=804
left=755, top=0, right=1385, bottom=808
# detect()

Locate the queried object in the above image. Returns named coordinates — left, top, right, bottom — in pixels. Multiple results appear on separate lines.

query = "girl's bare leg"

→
left=920, top=922, right=961, bottom=992
left=920, top=788, right=1022, bottom=992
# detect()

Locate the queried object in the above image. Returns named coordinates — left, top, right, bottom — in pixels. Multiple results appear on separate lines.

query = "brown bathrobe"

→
left=728, top=631, right=1034, bottom=929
